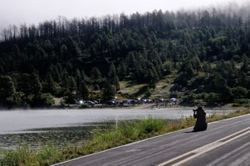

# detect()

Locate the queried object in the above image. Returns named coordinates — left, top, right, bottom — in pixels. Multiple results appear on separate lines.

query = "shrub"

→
left=78, top=104, right=88, bottom=108
left=233, top=98, right=248, bottom=107
left=1, top=145, right=38, bottom=166
left=36, top=145, right=62, bottom=165
left=137, top=117, right=166, bottom=137
left=31, top=93, right=55, bottom=107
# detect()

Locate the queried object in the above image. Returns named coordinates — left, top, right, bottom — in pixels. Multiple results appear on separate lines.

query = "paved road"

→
left=52, top=113, right=250, bottom=166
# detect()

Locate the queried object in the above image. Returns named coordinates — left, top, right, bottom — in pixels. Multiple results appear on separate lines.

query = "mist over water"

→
left=0, top=108, right=182, bottom=134
left=0, top=107, right=237, bottom=153
left=0, top=107, right=234, bottom=134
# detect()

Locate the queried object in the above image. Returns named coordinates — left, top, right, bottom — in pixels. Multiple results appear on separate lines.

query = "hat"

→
left=197, top=104, right=202, bottom=108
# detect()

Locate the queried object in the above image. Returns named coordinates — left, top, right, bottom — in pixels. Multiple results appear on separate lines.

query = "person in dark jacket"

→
left=193, top=105, right=207, bottom=132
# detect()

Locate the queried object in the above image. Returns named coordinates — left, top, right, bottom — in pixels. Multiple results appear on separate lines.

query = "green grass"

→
left=1, top=109, right=250, bottom=166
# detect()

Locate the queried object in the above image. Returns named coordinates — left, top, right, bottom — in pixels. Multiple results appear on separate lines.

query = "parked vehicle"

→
left=85, top=100, right=95, bottom=106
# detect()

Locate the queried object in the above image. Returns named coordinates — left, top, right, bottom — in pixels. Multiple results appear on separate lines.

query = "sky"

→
left=0, top=0, right=247, bottom=32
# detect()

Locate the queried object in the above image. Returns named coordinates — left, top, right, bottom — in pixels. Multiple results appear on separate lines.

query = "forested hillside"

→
left=1, top=3, right=250, bottom=108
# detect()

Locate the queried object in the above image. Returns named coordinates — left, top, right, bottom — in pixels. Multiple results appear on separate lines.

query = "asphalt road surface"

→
left=52, top=113, right=250, bottom=166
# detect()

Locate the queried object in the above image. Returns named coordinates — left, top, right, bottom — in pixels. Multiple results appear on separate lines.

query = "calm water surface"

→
left=0, top=107, right=192, bottom=150
left=0, top=106, right=237, bottom=153
left=0, top=106, right=234, bottom=134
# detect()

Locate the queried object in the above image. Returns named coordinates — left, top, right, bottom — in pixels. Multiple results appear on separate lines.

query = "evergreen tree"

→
left=102, top=81, right=115, bottom=100
left=145, top=60, right=159, bottom=81
left=202, top=62, right=211, bottom=77
left=231, top=86, right=248, bottom=99
left=134, top=63, right=144, bottom=82
left=1, top=5, right=250, bottom=107
left=238, top=72, right=247, bottom=88
left=192, top=56, right=202, bottom=74
left=67, top=35, right=82, bottom=59
left=125, top=52, right=136, bottom=73
left=79, top=81, right=89, bottom=100
left=113, top=75, right=120, bottom=91
left=210, top=74, right=227, bottom=93
left=81, top=70, right=90, bottom=83
left=68, top=76, right=77, bottom=93
left=241, top=54, right=249, bottom=72
left=6, top=91, right=24, bottom=107
left=91, top=67, right=102, bottom=80
left=108, top=62, right=116, bottom=78
left=209, top=74, right=232, bottom=102
left=17, top=73, right=31, bottom=102
left=60, top=44, right=69, bottom=60
left=43, top=72, right=57, bottom=95
left=0, top=75, right=16, bottom=105
left=75, top=68, right=82, bottom=87
left=29, top=72, right=42, bottom=95
left=53, top=66, right=62, bottom=83
left=147, top=69, right=156, bottom=89
left=117, top=61, right=127, bottom=80
left=180, top=61, right=195, bottom=77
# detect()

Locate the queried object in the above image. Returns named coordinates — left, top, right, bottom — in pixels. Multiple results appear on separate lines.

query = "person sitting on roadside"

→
left=193, top=105, right=207, bottom=132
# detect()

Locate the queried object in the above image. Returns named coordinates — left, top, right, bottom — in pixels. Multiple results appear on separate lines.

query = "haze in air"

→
left=0, top=0, right=247, bottom=33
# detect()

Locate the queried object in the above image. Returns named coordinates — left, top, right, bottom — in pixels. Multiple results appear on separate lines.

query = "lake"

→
left=0, top=106, right=237, bottom=154
left=0, top=106, right=234, bottom=134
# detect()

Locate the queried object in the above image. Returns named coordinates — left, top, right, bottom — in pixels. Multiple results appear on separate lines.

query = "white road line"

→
left=157, top=126, right=250, bottom=166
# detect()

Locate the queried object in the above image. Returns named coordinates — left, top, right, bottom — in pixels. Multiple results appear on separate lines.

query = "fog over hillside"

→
left=0, top=0, right=249, bottom=37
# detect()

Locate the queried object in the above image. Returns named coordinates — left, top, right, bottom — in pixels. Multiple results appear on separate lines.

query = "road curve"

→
left=52, top=113, right=250, bottom=166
